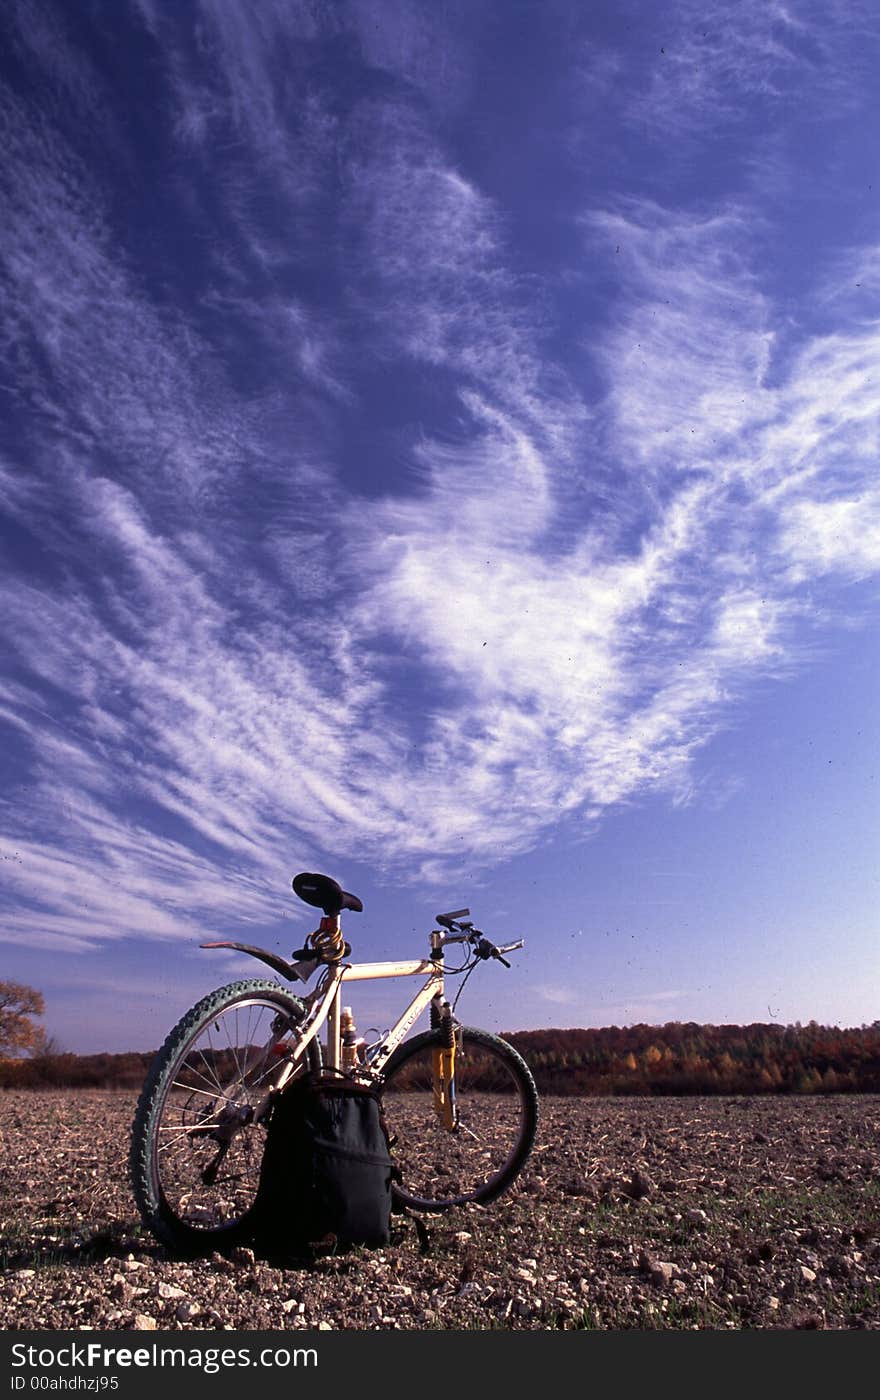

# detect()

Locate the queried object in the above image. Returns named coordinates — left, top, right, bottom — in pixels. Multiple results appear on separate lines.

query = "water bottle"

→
left=340, top=1006, right=365, bottom=1070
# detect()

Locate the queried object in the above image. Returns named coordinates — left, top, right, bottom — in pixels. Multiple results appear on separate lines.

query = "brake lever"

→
left=475, top=937, right=511, bottom=968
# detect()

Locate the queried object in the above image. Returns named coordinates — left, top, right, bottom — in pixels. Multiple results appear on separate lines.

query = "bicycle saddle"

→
left=292, top=871, right=363, bottom=915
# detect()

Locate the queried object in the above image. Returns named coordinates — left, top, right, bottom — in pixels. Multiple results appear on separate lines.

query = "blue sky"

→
left=1, top=1, right=878, bottom=1054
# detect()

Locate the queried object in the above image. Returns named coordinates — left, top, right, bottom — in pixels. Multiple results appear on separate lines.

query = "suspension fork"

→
left=429, top=929, right=457, bottom=1130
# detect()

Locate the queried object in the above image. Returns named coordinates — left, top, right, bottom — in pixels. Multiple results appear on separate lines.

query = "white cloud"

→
left=584, top=202, right=773, bottom=474
left=345, top=103, right=584, bottom=457
left=2, top=3, right=880, bottom=954
left=631, top=0, right=880, bottom=138
left=781, top=493, right=880, bottom=582
left=537, top=985, right=579, bottom=1007
left=596, top=989, right=689, bottom=1024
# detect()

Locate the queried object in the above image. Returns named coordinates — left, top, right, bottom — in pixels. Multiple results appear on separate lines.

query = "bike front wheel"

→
left=130, top=978, right=321, bottom=1252
left=380, top=1025, right=538, bottom=1212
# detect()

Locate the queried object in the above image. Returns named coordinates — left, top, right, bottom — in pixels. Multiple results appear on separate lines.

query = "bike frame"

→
left=271, top=925, right=457, bottom=1113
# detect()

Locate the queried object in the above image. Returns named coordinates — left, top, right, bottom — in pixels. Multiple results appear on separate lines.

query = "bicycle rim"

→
left=381, top=1026, right=538, bottom=1211
left=131, top=980, right=319, bottom=1250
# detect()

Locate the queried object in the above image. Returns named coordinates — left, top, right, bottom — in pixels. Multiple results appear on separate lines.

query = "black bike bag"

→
left=252, top=1072, right=396, bottom=1253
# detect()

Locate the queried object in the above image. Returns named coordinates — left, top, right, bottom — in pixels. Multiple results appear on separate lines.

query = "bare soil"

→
left=2, top=1090, right=879, bottom=1331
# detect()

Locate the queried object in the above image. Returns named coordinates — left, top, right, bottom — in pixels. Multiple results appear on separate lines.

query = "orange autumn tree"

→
left=0, top=980, right=47, bottom=1058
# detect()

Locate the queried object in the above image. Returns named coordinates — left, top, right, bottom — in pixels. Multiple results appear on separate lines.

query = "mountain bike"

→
left=130, top=871, right=539, bottom=1252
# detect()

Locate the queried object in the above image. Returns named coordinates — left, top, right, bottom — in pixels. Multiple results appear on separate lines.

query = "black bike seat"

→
left=292, top=871, right=363, bottom=915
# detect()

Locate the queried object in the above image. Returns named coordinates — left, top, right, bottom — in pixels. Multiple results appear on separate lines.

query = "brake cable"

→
left=450, top=960, right=479, bottom=1016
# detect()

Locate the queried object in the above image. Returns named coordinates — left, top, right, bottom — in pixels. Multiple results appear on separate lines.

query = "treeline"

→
left=505, top=1021, right=880, bottom=1096
left=2, top=1020, right=880, bottom=1094
left=0, top=1049, right=153, bottom=1090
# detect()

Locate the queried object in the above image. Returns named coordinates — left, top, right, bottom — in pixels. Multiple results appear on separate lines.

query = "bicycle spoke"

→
left=455, top=1120, right=480, bottom=1142
left=169, top=1080, right=220, bottom=1100
left=226, top=1004, right=244, bottom=1083
left=157, top=1126, right=204, bottom=1153
left=194, top=1044, right=224, bottom=1094
left=175, top=1057, right=223, bottom=1096
left=157, top=1121, right=219, bottom=1132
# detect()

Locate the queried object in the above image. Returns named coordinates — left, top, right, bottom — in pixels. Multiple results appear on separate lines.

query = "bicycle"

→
left=130, top=871, right=539, bottom=1252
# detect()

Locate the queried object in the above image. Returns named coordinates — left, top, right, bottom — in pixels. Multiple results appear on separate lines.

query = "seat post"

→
left=310, top=913, right=345, bottom=961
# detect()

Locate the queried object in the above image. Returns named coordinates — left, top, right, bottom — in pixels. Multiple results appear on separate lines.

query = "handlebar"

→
left=434, top=912, right=524, bottom=969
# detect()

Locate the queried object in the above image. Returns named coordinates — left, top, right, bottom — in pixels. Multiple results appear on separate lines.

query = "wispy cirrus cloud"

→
left=343, top=100, right=584, bottom=458
left=633, top=0, right=880, bottom=136
left=1, top=0, right=879, bottom=958
left=781, top=492, right=880, bottom=583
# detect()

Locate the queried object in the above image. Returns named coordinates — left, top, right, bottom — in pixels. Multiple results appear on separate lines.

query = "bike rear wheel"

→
left=130, top=979, right=321, bottom=1252
left=380, top=1025, right=538, bottom=1211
